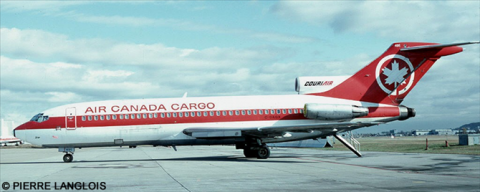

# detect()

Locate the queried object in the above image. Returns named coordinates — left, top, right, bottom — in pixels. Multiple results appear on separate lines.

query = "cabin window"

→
left=198, top=112, right=202, bottom=117
left=88, top=116, right=92, bottom=121
left=137, top=114, right=141, bottom=119
left=265, top=110, right=269, bottom=114
left=211, top=111, right=216, bottom=116
left=112, top=115, right=117, bottom=120
left=227, top=111, right=232, bottom=116
left=184, top=112, right=188, bottom=117
left=241, top=110, right=246, bottom=115
left=288, top=109, right=292, bottom=114
left=94, top=116, right=98, bottom=121
left=271, top=109, right=276, bottom=114
left=125, top=114, right=129, bottom=119
left=294, top=109, right=298, bottom=113
left=106, top=115, right=110, bottom=120
left=119, top=115, right=124, bottom=119
left=130, top=114, right=134, bottom=119
left=154, top=113, right=158, bottom=118
left=204, top=112, right=209, bottom=116
left=160, top=113, right=165, bottom=118
left=145, top=114, right=149, bottom=119
left=259, top=110, right=263, bottom=115
left=235, top=111, right=239, bottom=115
left=247, top=110, right=251, bottom=115
left=82, top=116, right=86, bottom=121
left=100, top=115, right=104, bottom=120
left=300, top=109, right=304, bottom=114
left=173, top=113, right=177, bottom=117
left=179, top=112, right=184, bottom=117
left=167, top=113, right=171, bottom=118
left=253, top=110, right=257, bottom=115
left=191, top=112, right=195, bottom=117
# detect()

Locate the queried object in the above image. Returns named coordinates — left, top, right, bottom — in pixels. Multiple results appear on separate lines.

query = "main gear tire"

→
left=256, top=146, right=270, bottom=159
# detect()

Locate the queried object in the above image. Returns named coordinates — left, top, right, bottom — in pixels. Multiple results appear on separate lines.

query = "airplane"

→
left=0, top=137, right=23, bottom=146
left=13, top=41, right=479, bottom=162
left=1, top=119, right=23, bottom=146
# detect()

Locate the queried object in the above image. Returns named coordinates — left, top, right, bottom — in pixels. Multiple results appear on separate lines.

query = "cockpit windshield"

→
left=30, top=113, right=49, bottom=123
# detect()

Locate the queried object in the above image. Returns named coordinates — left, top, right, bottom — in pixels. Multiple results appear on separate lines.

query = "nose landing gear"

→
left=63, top=153, right=73, bottom=163
left=59, top=147, right=75, bottom=163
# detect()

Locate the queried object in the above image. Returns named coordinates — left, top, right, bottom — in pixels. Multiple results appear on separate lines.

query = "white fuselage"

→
left=14, top=94, right=399, bottom=148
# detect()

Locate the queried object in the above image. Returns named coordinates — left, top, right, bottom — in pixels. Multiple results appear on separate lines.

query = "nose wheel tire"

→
left=63, top=154, right=73, bottom=163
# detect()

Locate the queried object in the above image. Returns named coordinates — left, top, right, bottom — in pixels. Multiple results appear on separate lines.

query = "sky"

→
left=1, top=1, right=479, bottom=133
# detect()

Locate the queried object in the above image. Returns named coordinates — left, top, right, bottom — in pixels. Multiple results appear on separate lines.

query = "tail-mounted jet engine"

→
left=304, top=104, right=369, bottom=120
left=398, top=106, right=416, bottom=121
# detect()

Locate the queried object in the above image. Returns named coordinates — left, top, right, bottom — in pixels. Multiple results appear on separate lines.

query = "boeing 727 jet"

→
left=14, top=42, right=479, bottom=162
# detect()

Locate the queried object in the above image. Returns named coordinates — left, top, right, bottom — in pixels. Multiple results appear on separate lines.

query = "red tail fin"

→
left=312, top=42, right=477, bottom=105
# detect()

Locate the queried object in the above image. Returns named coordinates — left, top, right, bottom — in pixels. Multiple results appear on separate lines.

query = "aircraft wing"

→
left=183, top=122, right=381, bottom=139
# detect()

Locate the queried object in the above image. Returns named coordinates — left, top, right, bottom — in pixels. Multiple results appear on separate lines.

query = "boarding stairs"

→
left=334, top=131, right=362, bottom=157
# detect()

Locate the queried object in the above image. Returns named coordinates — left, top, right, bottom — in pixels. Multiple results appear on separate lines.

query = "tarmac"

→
left=1, top=145, right=479, bottom=192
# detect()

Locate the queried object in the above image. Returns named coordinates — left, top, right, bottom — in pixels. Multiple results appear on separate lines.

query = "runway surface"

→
left=1, top=145, right=479, bottom=191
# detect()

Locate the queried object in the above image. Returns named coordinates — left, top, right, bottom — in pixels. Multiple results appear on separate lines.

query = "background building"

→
left=1, top=119, right=16, bottom=138
left=413, top=130, right=429, bottom=136
left=429, top=129, right=454, bottom=135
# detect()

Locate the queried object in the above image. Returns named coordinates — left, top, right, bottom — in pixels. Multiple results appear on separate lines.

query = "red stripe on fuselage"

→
left=19, top=108, right=306, bottom=130
left=16, top=107, right=400, bottom=130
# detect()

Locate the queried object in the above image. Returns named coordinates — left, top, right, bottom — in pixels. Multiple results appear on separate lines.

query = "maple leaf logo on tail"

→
left=375, top=54, right=415, bottom=96
left=382, top=60, right=408, bottom=87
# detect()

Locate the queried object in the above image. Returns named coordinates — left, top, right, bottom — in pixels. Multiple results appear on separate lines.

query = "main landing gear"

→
left=243, top=145, right=270, bottom=159
left=59, top=147, right=75, bottom=163
left=240, top=138, right=271, bottom=159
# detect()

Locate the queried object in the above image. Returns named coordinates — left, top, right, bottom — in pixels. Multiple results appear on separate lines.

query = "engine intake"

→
left=304, top=104, right=369, bottom=120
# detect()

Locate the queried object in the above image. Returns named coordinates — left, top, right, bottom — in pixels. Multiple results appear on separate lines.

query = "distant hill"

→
left=454, top=122, right=480, bottom=131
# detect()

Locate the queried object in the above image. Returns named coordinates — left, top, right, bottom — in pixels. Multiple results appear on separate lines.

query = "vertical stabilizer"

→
left=311, top=42, right=478, bottom=105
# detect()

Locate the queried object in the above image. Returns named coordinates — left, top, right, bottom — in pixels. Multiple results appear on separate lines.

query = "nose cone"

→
left=13, top=122, right=29, bottom=141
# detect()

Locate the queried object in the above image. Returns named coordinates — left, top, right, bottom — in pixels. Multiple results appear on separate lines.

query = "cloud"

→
left=75, top=15, right=158, bottom=27
left=82, top=70, right=134, bottom=83
left=1, top=28, right=288, bottom=69
left=71, top=13, right=319, bottom=43
left=46, top=92, right=84, bottom=103
left=1, top=1, right=319, bottom=44
left=270, top=1, right=480, bottom=41
left=0, top=1, right=87, bottom=13
left=0, top=28, right=300, bottom=109
left=0, top=56, right=158, bottom=99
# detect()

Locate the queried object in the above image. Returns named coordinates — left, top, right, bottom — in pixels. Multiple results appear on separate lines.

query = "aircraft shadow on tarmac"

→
left=0, top=155, right=311, bottom=165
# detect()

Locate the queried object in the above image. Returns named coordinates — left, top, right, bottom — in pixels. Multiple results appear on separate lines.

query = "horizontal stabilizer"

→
left=401, top=41, right=479, bottom=51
